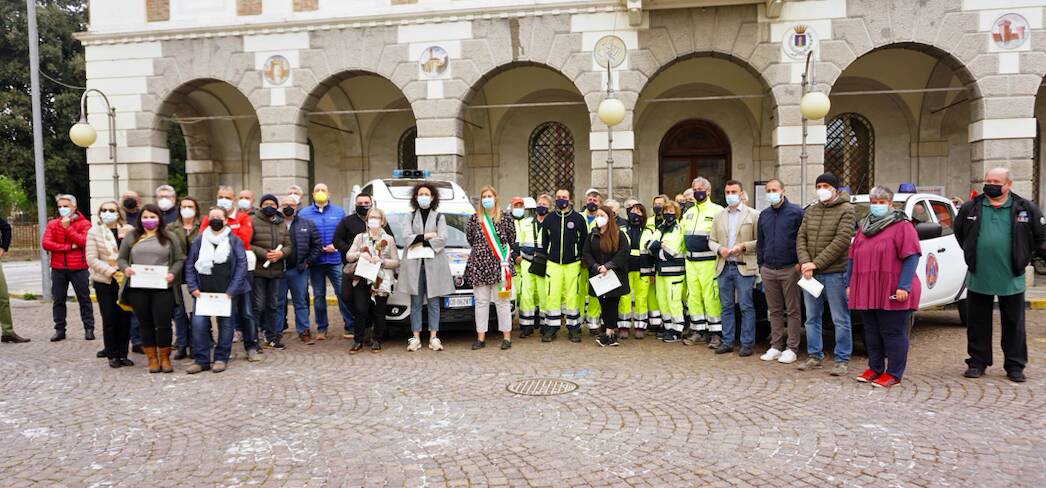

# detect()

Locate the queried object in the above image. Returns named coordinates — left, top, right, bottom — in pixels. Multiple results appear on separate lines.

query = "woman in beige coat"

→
left=85, top=200, right=135, bottom=368
left=344, top=208, right=399, bottom=354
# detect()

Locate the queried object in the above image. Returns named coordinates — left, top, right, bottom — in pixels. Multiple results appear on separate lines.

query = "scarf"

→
left=860, top=209, right=906, bottom=237
left=195, top=227, right=232, bottom=275
left=478, top=210, right=512, bottom=298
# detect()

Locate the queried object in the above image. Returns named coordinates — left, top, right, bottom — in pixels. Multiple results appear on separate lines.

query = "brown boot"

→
left=144, top=347, right=161, bottom=373
left=158, top=347, right=174, bottom=373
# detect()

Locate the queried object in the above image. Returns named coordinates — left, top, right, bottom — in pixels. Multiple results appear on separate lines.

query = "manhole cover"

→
left=506, top=378, right=578, bottom=396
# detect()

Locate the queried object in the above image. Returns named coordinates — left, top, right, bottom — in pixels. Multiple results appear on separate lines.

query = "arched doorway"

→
left=659, top=119, right=731, bottom=203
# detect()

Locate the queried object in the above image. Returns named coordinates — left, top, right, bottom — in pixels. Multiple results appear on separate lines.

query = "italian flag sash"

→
left=479, top=210, right=513, bottom=298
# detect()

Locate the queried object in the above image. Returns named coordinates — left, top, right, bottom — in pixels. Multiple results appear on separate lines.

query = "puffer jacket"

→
left=287, top=216, right=322, bottom=271
left=250, top=213, right=293, bottom=279
left=796, top=192, right=855, bottom=275
left=85, top=221, right=135, bottom=283
left=42, top=211, right=92, bottom=270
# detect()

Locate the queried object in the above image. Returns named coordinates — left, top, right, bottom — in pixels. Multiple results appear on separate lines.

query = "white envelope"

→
left=354, top=257, right=381, bottom=282
left=589, top=271, right=622, bottom=296
left=130, top=264, right=169, bottom=289
left=195, top=293, right=232, bottom=317
left=798, top=276, right=824, bottom=298
left=407, top=245, right=435, bottom=259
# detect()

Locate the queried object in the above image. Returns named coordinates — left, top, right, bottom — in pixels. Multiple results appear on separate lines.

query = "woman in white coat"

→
left=399, top=182, right=455, bottom=351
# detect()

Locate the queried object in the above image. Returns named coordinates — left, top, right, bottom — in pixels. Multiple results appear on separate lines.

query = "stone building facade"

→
left=78, top=0, right=1046, bottom=210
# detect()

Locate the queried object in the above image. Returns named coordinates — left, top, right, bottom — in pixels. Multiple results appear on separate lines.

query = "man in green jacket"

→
left=796, top=173, right=855, bottom=376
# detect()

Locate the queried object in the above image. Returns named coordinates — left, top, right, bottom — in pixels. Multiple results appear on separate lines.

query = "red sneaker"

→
left=855, top=369, right=880, bottom=383
left=871, top=373, right=900, bottom=388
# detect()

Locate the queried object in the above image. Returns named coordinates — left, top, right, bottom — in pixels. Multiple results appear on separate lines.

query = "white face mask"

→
left=100, top=211, right=118, bottom=224
left=157, top=198, right=174, bottom=211
left=180, top=207, right=196, bottom=219
left=367, top=218, right=380, bottom=229
left=238, top=198, right=252, bottom=210
left=289, top=194, right=301, bottom=204
left=216, top=198, right=233, bottom=210
left=816, top=188, right=834, bottom=203
left=594, top=216, right=609, bottom=228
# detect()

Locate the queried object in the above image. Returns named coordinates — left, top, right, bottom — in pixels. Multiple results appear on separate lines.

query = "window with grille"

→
left=825, top=113, right=875, bottom=194
left=398, top=126, right=418, bottom=170
left=528, top=122, right=575, bottom=197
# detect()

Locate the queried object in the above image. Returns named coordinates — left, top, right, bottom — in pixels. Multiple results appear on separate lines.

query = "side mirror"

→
left=915, top=222, right=942, bottom=240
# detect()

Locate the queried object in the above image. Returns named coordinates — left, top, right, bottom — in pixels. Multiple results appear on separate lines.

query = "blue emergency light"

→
left=392, top=169, right=431, bottom=178
left=898, top=183, right=917, bottom=193
left=839, top=186, right=851, bottom=193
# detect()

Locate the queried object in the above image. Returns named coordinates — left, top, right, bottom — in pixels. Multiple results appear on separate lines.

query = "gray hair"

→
left=217, top=185, right=234, bottom=193
left=986, top=167, right=1012, bottom=183
left=868, top=185, right=894, bottom=202
left=692, top=177, right=712, bottom=191
left=155, top=184, right=175, bottom=195
left=605, top=199, right=621, bottom=211
left=287, top=184, right=303, bottom=193
left=55, top=194, right=77, bottom=206
left=682, top=188, right=694, bottom=198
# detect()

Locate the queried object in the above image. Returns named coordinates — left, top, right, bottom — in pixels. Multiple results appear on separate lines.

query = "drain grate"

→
left=507, top=378, right=579, bottom=396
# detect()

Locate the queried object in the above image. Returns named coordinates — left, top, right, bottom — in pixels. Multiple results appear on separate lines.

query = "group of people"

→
left=3, top=167, right=1036, bottom=385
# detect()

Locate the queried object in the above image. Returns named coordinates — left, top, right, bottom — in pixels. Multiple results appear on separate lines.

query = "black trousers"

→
left=346, top=279, right=388, bottom=344
left=252, top=276, right=281, bottom=343
left=94, top=280, right=131, bottom=359
left=598, top=296, right=619, bottom=331
left=125, top=288, right=175, bottom=348
left=966, top=291, right=1027, bottom=374
left=51, top=268, right=94, bottom=332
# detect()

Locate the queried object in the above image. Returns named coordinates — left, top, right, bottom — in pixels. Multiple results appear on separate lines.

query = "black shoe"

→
left=1007, top=371, right=1027, bottom=383
left=715, top=344, right=734, bottom=355
left=662, top=331, right=681, bottom=343
left=96, top=349, right=107, bottom=358
left=596, top=334, right=610, bottom=347
left=371, top=341, right=383, bottom=353
left=568, top=328, right=582, bottom=343
left=520, top=326, right=534, bottom=338
left=1, top=333, right=30, bottom=343
left=471, top=340, right=486, bottom=350
left=541, top=329, right=555, bottom=342
left=108, top=358, right=122, bottom=368
left=963, top=367, right=985, bottom=378
left=119, top=358, right=135, bottom=367
left=588, top=328, right=599, bottom=336
left=500, top=340, right=511, bottom=350
left=349, top=341, right=364, bottom=354
left=84, top=329, right=95, bottom=341
left=131, top=344, right=144, bottom=354
left=173, top=347, right=188, bottom=360
left=50, top=331, right=66, bottom=342
left=738, top=346, right=754, bottom=357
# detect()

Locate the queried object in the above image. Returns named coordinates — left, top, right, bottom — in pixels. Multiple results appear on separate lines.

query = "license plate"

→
left=445, top=296, right=473, bottom=308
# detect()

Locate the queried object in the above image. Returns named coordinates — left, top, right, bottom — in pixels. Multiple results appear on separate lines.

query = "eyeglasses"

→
left=100, top=209, right=118, bottom=213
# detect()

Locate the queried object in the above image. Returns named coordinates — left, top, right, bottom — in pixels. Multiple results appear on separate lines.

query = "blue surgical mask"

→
left=58, top=207, right=72, bottom=217
left=766, top=192, right=782, bottom=206
left=869, top=203, right=890, bottom=218
left=417, top=195, right=432, bottom=209
left=481, top=197, right=495, bottom=209
left=725, top=194, right=740, bottom=207
left=511, top=208, right=525, bottom=219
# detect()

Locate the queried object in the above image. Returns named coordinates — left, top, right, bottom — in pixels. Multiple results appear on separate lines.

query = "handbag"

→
left=528, top=252, right=548, bottom=277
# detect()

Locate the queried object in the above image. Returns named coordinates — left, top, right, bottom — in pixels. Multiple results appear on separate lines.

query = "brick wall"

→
left=294, top=0, right=319, bottom=11
left=238, top=0, right=262, bottom=16
left=145, top=0, right=169, bottom=22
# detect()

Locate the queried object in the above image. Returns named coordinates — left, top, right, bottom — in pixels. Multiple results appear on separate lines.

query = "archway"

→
left=659, top=120, right=732, bottom=202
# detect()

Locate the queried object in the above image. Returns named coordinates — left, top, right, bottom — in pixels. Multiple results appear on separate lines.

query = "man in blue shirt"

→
left=756, top=178, right=805, bottom=364
left=297, top=183, right=353, bottom=340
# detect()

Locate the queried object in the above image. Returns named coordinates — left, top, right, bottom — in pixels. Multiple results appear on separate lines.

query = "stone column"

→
left=589, top=130, right=635, bottom=202
left=87, top=145, right=169, bottom=213
left=969, top=117, right=1037, bottom=196
left=415, top=114, right=466, bottom=186
left=773, top=102, right=826, bottom=204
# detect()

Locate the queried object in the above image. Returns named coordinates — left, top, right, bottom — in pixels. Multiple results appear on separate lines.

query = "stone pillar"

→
left=260, top=142, right=311, bottom=196
left=773, top=101, right=826, bottom=204
left=415, top=130, right=466, bottom=185
left=589, top=130, right=635, bottom=202
left=969, top=117, right=1037, bottom=197
left=87, top=145, right=168, bottom=214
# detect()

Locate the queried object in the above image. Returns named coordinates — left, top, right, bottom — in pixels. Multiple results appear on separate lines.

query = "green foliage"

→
left=167, top=122, right=188, bottom=196
left=0, top=1, right=89, bottom=212
left=0, top=175, right=30, bottom=216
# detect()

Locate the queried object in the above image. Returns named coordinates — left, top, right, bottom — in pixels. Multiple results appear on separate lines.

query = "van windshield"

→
left=385, top=211, right=472, bottom=249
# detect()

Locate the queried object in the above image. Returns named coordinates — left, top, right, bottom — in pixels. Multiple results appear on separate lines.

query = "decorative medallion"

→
left=419, top=46, right=449, bottom=77
left=263, top=55, right=290, bottom=86
left=992, top=13, right=1030, bottom=50
left=925, top=253, right=939, bottom=290
left=593, top=35, right=627, bottom=68
left=782, top=24, right=816, bottom=59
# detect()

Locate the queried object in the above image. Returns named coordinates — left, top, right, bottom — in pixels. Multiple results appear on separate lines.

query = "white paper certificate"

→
left=407, top=245, right=435, bottom=260
left=589, top=271, right=622, bottom=296
left=130, top=265, right=169, bottom=289
left=798, top=276, right=824, bottom=298
left=195, top=293, right=232, bottom=317
left=354, top=258, right=381, bottom=281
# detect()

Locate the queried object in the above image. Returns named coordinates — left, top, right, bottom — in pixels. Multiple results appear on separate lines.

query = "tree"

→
left=167, top=122, right=187, bottom=196
left=0, top=0, right=88, bottom=213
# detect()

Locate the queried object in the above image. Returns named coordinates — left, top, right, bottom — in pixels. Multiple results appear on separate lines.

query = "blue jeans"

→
left=130, top=315, right=141, bottom=346
left=173, top=301, right=190, bottom=348
left=284, top=267, right=311, bottom=335
left=190, top=308, right=235, bottom=365
left=719, top=263, right=756, bottom=348
left=802, top=271, right=852, bottom=362
left=310, top=264, right=353, bottom=334
left=410, top=267, right=441, bottom=333
left=229, top=293, right=259, bottom=351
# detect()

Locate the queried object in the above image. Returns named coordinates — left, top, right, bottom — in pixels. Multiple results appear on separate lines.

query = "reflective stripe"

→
left=684, top=230, right=710, bottom=236
left=659, top=265, right=684, bottom=274
left=687, top=251, right=715, bottom=258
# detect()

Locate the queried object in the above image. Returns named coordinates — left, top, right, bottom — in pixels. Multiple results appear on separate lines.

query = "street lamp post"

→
left=798, top=51, right=831, bottom=203
left=597, top=61, right=625, bottom=200
left=25, top=0, right=51, bottom=300
left=69, top=89, right=119, bottom=200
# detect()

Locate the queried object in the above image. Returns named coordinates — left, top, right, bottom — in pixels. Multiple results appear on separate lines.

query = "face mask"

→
left=816, top=188, right=834, bottom=203
left=100, top=211, right=118, bottom=224
left=663, top=214, right=676, bottom=225
left=982, top=184, right=1004, bottom=199
left=216, top=198, right=233, bottom=210
left=367, top=218, right=381, bottom=230
left=555, top=198, right=569, bottom=209
left=238, top=198, right=251, bottom=210
left=594, top=216, right=609, bottom=228
left=122, top=198, right=137, bottom=210
left=628, top=213, right=643, bottom=225
left=585, top=202, right=598, bottom=212
left=695, top=191, right=707, bottom=202
left=261, top=206, right=278, bottom=217
left=653, top=205, right=663, bottom=216
left=141, top=218, right=159, bottom=231
left=535, top=206, right=549, bottom=216
left=209, top=219, right=225, bottom=232
left=289, top=194, right=301, bottom=204
left=869, top=203, right=890, bottom=218
left=512, top=208, right=525, bottom=219
left=180, top=207, right=196, bottom=219
left=58, top=207, right=72, bottom=217
left=282, top=207, right=295, bottom=218
left=416, top=195, right=432, bottom=209
left=157, top=198, right=174, bottom=211
left=355, top=205, right=370, bottom=217
left=725, top=195, right=740, bottom=207
left=481, top=197, right=495, bottom=210
left=766, top=192, right=782, bottom=206
left=313, top=191, right=328, bottom=204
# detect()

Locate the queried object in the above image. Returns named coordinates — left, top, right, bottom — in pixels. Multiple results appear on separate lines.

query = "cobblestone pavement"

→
left=1, top=301, right=1044, bottom=487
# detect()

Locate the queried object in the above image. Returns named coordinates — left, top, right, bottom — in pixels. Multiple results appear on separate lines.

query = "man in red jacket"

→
left=42, top=194, right=94, bottom=342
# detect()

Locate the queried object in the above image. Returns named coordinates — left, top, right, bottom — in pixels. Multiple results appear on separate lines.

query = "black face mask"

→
left=261, top=206, right=278, bottom=217
left=695, top=191, right=707, bottom=202
left=122, top=198, right=137, bottom=210
left=628, top=213, right=643, bottom=226
left=208, top=219, right=225, bottom=232
left=555, top=199, right=570, bottom=210
left=535, top=206, right=549, bottom=216
left=663, top=214, right=677, bottom=225
left=982, top=184, right=1004, bottom=199
left=653, top=206, right=663, bottom=216
left=282, top=207, right=295, bottom=217
left=585, top=202, right=598, bottom=212
left=356, top=205, right=370, bottom=217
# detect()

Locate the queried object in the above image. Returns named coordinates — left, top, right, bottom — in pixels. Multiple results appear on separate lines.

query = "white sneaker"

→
left=778, top=349, right=798, bottom=364
left=429, top=337, right=444, bottom=351
left=760, top=348, right=782, bottom=361
left=407, top=337, right=421, bottom=352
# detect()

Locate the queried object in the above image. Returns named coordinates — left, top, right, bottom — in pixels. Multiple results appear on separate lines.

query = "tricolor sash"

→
left=479, top=211, right=512, bottom=298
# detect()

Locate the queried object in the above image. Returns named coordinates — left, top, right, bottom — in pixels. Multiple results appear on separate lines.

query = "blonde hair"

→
left=96, top=199, right=124, bottom=226
left=479, top=185, right=499, bottom=214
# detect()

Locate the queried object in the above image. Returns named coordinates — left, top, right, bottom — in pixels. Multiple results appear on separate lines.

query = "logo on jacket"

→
left=925, top=253, right=939, bottom=290
left=567, top=222, right=575, bottom=229
left=1017, top=210, right=1029, bottom=223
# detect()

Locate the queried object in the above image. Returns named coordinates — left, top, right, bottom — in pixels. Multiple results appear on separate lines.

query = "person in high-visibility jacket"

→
left=541, top=188, right=588, bottom=343
left=681, top=177, right=724, bottom=347
left=619, top=203, right=655, bottom=339
left=578, top=189, right=603, bottom=335
left=648, top=201, right=686, bottom=341
left=510, top=195, right=549, bottom=338
left=645, top=195, right=668, bottom=332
